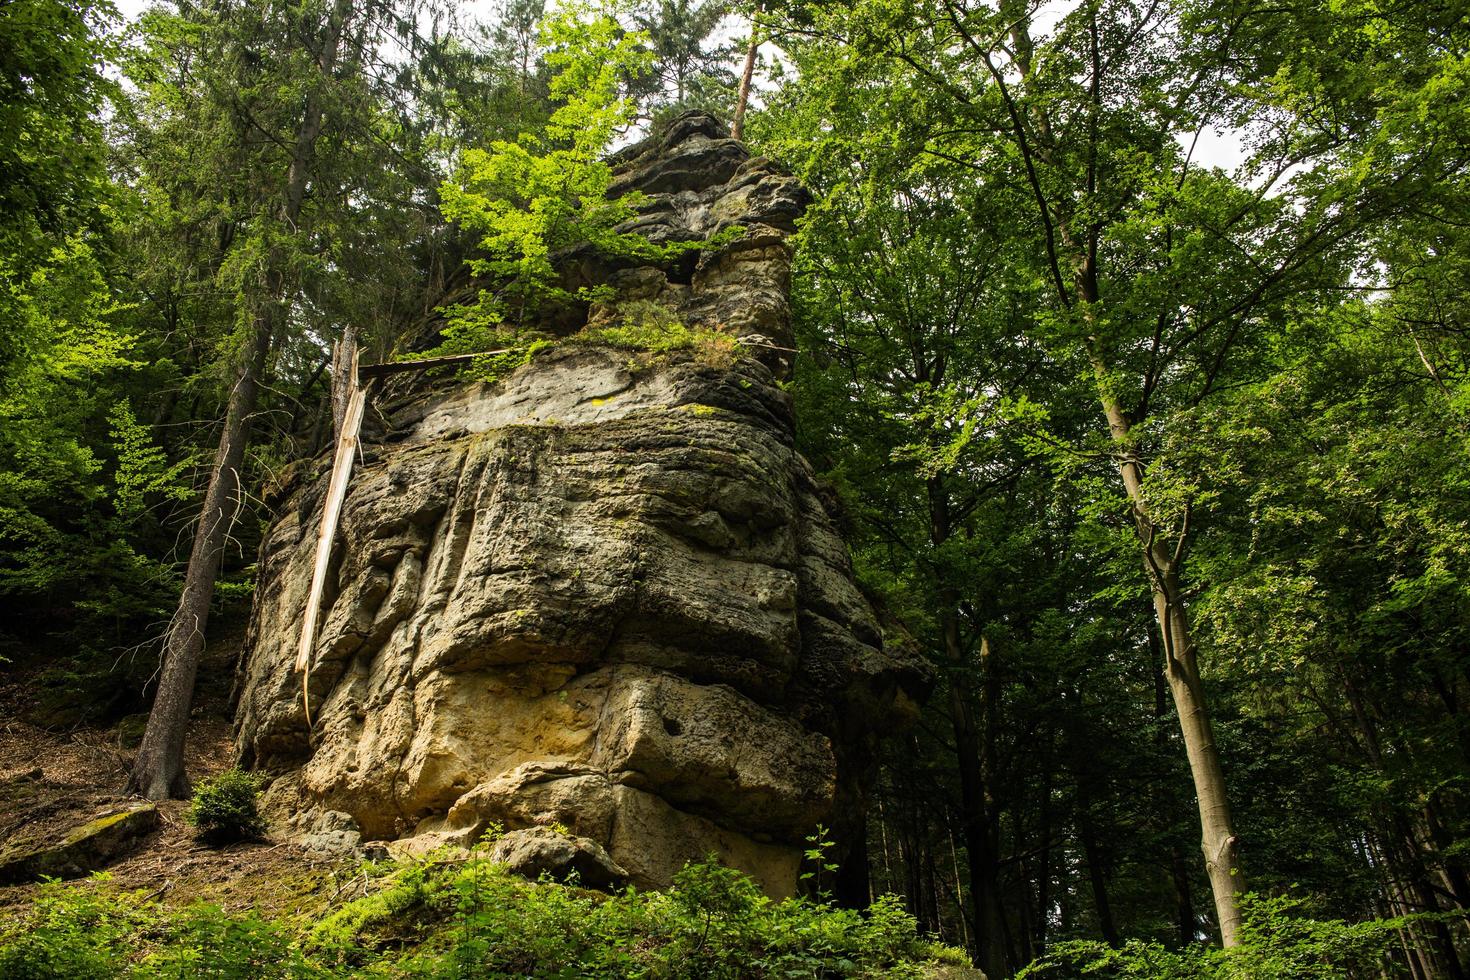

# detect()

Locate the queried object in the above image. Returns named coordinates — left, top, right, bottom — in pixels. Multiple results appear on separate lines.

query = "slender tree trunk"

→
left=1034, top=762, right=1054, bottom=952
left=128, top=0, right=356, bottom=799
left=1095, top=387, right=1246, bottom=945
left=927, top=476, right=1008, bottom=977
left=994, top=0, right=1248, bottom=943
left=129, top=321, right=271, bottom=799
left=877, top=798, right=895, bottom=895
left=1076, top=793, right=1120, bottom=947
left=1170, top=845, right=1197, bottom=945
left=945, top=814, right=973, bottom=953
left=946, top=624, right=1009, bottom=978
left=731, top=4, right=760, bottom=140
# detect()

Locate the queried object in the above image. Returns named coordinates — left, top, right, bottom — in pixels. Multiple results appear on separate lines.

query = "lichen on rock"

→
left=233, top=113, right=928, bottom=899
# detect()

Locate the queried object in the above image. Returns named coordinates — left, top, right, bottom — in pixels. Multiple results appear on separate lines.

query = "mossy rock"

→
left=922, top=966, right=988, bottom=979
left=0, top=803, right=159, bottom=883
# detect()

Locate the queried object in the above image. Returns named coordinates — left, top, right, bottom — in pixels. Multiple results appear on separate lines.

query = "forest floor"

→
left=0, top=615, right=340, bottom=919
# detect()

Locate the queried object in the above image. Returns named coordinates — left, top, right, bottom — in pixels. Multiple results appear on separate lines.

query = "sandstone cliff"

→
left=233, top=113, right=928, bottom=898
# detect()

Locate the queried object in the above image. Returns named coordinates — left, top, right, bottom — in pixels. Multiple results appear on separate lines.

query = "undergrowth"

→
left=1016, top=894, right=1436, bottom=979
left=0, top=855, right=959, bottom=978
left=571, top=299, right=739, bottom=373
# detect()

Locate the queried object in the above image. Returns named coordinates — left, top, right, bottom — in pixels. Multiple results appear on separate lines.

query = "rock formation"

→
left=233, top=113, right=928, bottom=898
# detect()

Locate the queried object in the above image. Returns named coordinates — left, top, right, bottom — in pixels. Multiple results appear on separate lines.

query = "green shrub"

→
left=136, top=904, right=309, bottom=979
left=1017, top=894, right=1414, bottom=980
left=185, top=767, right=265, bottom=844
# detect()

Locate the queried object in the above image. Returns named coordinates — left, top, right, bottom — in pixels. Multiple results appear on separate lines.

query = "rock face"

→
left=233, top=113, right=927, bottom=898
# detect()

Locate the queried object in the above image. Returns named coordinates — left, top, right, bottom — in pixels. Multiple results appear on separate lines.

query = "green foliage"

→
left=436, top=6, right=742, bottom=345
left=185, top=768, right=265, bottom=845
left=0, top=235, right=184, bottom=635
left=1019, top=895, right=1411, bottom=979
left=106, top=400, right=191, bottom=523
left=0, top=878, right=138, bottom=979
left=0, top=0, right=117, bottom=321
left=437, top=2, right=656, bottom=334
left=577, top=307, right=741, bottom=375
left=630, top=0, right=739, bottom=123
left=320, top=855, right=953, bottom=978
left=0, top=857, right=954, bottom=978
left=137, top=905, right=311, bottom=979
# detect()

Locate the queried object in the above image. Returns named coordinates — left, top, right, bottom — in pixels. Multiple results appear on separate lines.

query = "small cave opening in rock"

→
left=665, top=248, right=700, bottom=286
left=662, top=717, right=683, bottom=736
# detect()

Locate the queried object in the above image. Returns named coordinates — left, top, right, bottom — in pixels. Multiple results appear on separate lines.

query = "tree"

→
left=125, top=0, right=452, bottom=798
left=436, top=3, right=655, bottom=344
left=756, top=0, right=1442, bottom=948
left=730, top=2, right=758, bottom=139
left=0, top=1, right=184, bottom=642
left=631, top=0, right=735, bottom=120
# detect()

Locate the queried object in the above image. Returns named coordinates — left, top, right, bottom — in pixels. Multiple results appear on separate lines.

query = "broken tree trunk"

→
left=296, top=347, right=366, bottom=724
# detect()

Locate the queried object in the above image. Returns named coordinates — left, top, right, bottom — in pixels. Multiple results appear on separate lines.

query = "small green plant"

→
left=471, top=821, right=507, bottom=852
left=574, top=299, right=740, bottom=373
left=185, top=767, right=265, bottom=844
left=801, top=823, right=840, bottom=898
left=0, top=854, right=959, bottom=977
left=0, top=877, right=137, bottom=979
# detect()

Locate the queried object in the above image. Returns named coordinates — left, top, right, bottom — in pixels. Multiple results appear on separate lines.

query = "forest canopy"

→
left=1, top=0, right=1467, bottom=976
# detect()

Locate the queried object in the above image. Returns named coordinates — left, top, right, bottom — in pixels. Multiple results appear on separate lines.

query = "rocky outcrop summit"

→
left=233, top=113, right=927, bottom=898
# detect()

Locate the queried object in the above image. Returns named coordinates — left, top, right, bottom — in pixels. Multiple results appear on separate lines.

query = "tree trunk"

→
left=128, top=0, right=356, bottom=799
left=946, top=625, right=1009, bottom=977
left=730, top=4, right=760, bottom=141
left=1171, top=845, right=1198, bottom=946
left=128, top=322, right=270, bottom=798
left=1076, top=789, right=1120, bottom=946
left=1096, top=387, right=1246, bottom=946
left=945, top=814, right=973, bottom=952
left=928, top=477, right=1008, bottom=977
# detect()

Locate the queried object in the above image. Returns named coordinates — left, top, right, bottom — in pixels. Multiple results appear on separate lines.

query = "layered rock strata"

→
left=233, top=113, right=927, bottom=897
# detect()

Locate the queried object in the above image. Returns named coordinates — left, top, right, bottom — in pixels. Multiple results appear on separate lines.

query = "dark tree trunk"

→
left=128, top=322, right=270, bottom=798
left=927, top=476, right=1008, bottom=978
left=1077, top=798, right=1120, bottom=947
left=128, top=0, right=356, bottom=799
left=1171, top=845, right=1198, bottom=946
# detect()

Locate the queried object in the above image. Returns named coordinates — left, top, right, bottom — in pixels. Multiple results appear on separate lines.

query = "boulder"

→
left=923, top=966, right=988, bottom=980
left=484, top=827, right=628, bottom=890
left=300, top=809, right=363, bottom=858
left=0, top=803, right=159, bottom=883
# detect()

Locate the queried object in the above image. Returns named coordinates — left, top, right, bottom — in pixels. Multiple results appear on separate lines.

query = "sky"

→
left=106, top=0, right=1252, bottom=174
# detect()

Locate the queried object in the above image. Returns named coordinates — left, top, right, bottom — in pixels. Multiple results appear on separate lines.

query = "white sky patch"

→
left=1180, top=126, right=1251, bottom=175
